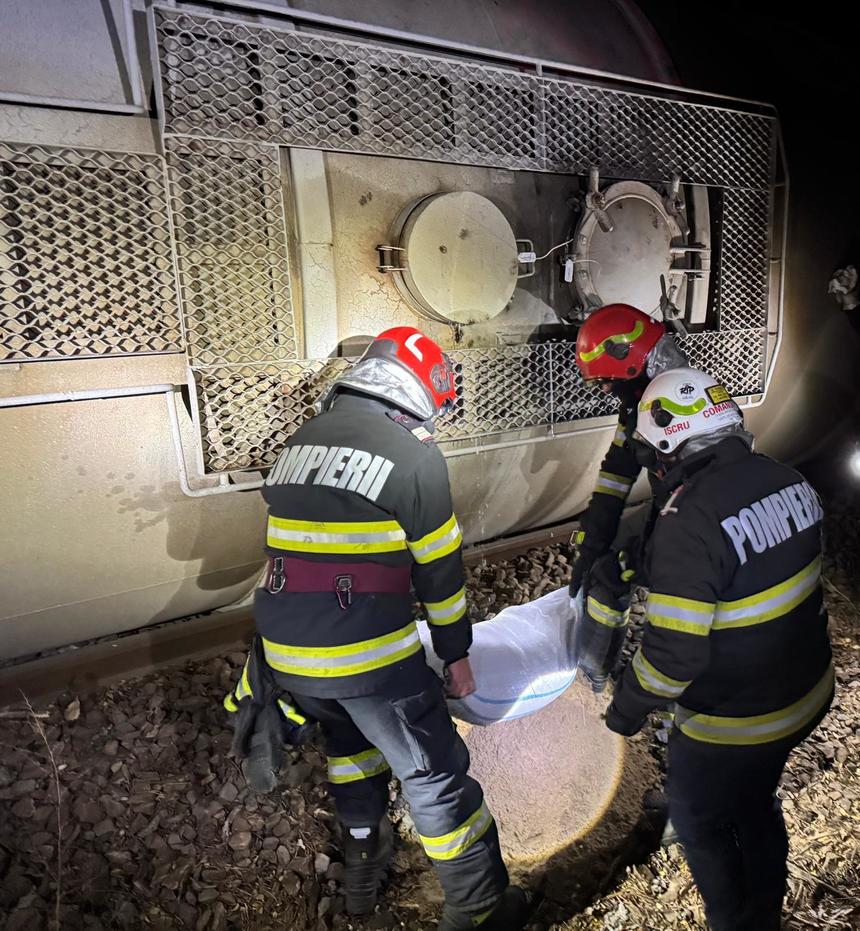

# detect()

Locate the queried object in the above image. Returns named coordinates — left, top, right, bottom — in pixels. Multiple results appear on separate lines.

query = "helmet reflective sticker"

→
left=578, top=320, right=645, bottom=363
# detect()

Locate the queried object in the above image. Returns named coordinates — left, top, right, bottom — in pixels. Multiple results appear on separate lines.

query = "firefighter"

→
left=255, top=327, right=531, bottom=930
left=570, top=303, right=688, bottom=689
left=606, top=367, right=834, bottom=931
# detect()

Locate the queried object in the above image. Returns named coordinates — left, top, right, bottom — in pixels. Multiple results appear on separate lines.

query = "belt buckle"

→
left=269, top=557, right=286, bottom=594
left=334, top=574, right=353, bottom=610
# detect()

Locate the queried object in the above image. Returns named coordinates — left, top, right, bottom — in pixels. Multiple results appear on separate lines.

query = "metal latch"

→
left=376, top=244, right=406, bottom=273
left=334, top=574, right=353, bottom=609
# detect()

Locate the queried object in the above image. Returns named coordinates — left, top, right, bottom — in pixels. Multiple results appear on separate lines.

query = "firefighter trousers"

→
left=667, top=733, right=792, bottom=931
left=292, top=671, right=509, bottom=912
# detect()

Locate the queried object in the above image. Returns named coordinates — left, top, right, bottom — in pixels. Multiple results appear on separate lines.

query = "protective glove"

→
left=604, top=702, right=646, bottom=736
left=573, top=550, right=634, bottom=693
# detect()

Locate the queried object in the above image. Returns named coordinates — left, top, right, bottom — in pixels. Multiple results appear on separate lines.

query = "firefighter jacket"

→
left=576, top=338, right=688, bottom=573
left=608, top=437, right=834, bottom=746
left=255, top=391, right=472, bottom=699
left=577, top=398, right=662, bottom=567
left=223, top=635, right=315, bottom=757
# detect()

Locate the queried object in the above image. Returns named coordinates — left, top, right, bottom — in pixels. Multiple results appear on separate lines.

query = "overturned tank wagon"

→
left=0, top=0, right=820, bottom=872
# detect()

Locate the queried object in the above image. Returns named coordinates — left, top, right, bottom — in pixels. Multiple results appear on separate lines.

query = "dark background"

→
left=639, top=1, right=860, bottom=264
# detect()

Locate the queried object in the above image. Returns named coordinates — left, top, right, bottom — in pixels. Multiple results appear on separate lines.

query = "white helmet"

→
left=634, top=367, right=743, bottom=455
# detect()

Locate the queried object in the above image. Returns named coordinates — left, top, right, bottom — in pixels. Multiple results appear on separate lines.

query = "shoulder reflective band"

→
left=713, top=556, right=821, bottom=630
left=223, top=656, right=253, bottom=711
left=612, top=424, right=627, bottom=447
left=587, top=595, right=628, bottom=628
left=639, top=395, right=706, bottom=417
left=579, top=320, right=645, bottom=363
left=408, top=513, right=462, bottom=565
left=267, top=517, right=407, bottom=555
left=676, top=664, right=834, bottom=745
left=647, top=593, right=715, bottom=636
left=595, top=470, right=635, bottom=500
left=632, top=648, right=691, bottom=699
left=262, top=621, right=422, bottom=678
left=327, top=748, right=389, bottom=784
left=424, top=586, right=467, bottom=626
left=419, top=800, right=494, bottom=861
left=277, top=699, right=307, bottom=726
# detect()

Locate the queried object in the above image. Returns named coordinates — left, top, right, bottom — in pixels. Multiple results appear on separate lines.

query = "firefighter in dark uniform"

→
left=606, top=367, right=834, bottom=931
left=569, top=304, right=688, bottom=689
left=254, top=327, right=531, bottom=930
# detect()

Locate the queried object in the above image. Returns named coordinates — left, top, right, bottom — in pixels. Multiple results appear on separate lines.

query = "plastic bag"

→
left=418, top=586, right=580, bottom=725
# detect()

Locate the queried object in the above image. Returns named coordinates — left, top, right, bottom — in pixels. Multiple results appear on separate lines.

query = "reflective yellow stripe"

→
left=713, top=557, right=821, bottom=630
left=328, top=748, right=389, bottom=784
left=579, top=320, right=645, bottom=363
left=587, top=595, right=628, bottom=628
left=277, top=699, right=307, bottom=726
left=595, top=470, right=634, bottom=499
left=632, top=648, right=691, bottom=698
left=639, top=395, right=706, bottom=417
left=425, top=586, right=467, bottom=626
left=223, top=694, right=238, bottom=713
left=647, top=593, right=715, bottom=637
left=677, top=665, right=834, bottom=745
left=611, top=424, right=627, bottom=447
left=262, top=622, right=423, bottom=678
left=408, top=514, right=462, bottom=565
left=267, top=516, right=407, bottom=554
left=236, top=661, right=252, bottom=700
left=420, top=801, right=494, bottom=861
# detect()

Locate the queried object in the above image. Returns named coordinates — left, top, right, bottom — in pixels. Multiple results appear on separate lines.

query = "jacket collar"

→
left=662, top=436, right=752, bottom=492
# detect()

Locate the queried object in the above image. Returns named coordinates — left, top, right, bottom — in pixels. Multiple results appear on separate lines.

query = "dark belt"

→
left=264, top=556, right=412, bottom=609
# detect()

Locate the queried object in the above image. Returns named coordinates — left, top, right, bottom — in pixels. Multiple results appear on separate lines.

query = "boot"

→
left=343, top=816, right=393, bottom=915
left=437, top=885, right=537, bottom=931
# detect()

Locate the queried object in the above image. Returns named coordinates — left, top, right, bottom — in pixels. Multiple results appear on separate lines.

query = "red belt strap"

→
left=265, top=556, right=411, bottom=603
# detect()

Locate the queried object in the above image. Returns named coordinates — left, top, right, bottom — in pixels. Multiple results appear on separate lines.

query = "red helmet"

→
left=575, top=304, right=665, bottom=381
left=363, top=326, right=458, bottom=416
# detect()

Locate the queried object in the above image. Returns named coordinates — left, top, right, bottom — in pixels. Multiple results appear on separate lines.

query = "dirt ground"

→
left=1, top=504, right=858, bottom=930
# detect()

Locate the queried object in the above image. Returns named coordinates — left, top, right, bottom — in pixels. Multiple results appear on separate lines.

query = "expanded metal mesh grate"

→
left=195, top=359, right=350, bottom=472
left=679, top=328, right=767, bottom=397
left=149, top=5, right=778, bottom=473
left=717, top=189, right=771, bottom=330
left=194, top=343, right=616, bottom=472
left=0, top=142, right=181, bottom=362
left=164, top=136, right=298, bottom=366
left=153, top=8, right=775, bottom=190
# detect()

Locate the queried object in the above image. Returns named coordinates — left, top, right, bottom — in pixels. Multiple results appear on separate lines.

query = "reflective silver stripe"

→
left=409, top=515, right=463, bottom=564
left=632, top=649, right=690, bottom=698
left=234, top=660, right=252, bottom=700
left=267, top=523, right=405, bottom=546
left=277, top=699, right=306, bottom=726
left=328, top=749, right=389, bottom=784
left=713, top=557, right=821, bottom=629
left=595, top=471, right=634, bottom=497
left=587, top=595, right=627, bottom=628
left=677, top=665, right=835, bottom=745
left=647, top=593, right=715, bottom=636
left=262, top=623, right=422, bottom=677
left=425, top=588, right=467, bottom=626
left=420, top=801, right=494, bottom=861
left=612, top=425, right=626, bottom=447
